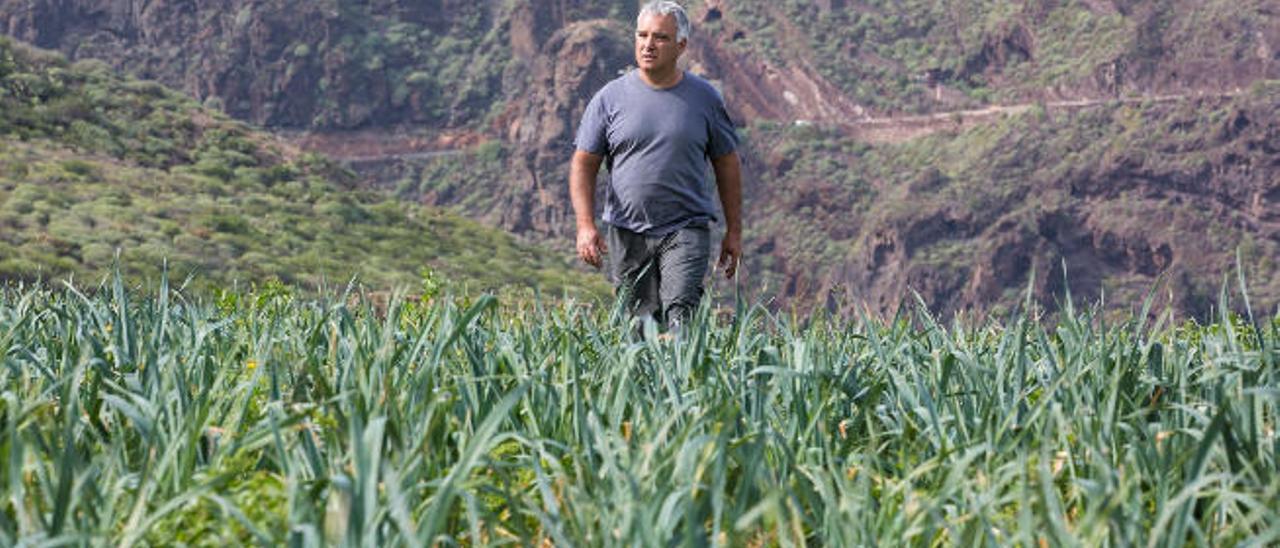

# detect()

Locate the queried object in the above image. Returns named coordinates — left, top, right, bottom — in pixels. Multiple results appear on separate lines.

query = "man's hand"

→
left=718, top=230, right=742, bottom=279
left=711, top=151, right=743, bottom=279
left=570, top=150, right=606, bottom=268
left=577, top=224, right=607, bottom=269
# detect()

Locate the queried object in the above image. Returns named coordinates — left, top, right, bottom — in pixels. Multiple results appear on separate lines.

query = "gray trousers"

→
left=606, top=223, right=711, bottom=329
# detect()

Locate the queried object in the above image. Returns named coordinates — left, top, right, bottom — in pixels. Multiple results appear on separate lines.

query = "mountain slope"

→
left=3, top=0, right=1278, bottom=315
left=697, top=0, right=1277, bottom=116
left=5, top=0, right=1272, bottom=126
left=0, top=37, right=607, bottom=297
left=0, top=0, right=636, bottom=129
left=742, top=85, right=1280, bottom=316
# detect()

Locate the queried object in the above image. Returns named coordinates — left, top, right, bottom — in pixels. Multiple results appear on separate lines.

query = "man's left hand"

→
left=718, top=231, right=742, bottom=279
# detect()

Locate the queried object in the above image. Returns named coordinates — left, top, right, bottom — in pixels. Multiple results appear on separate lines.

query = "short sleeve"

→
left=574, top=91, right=610, bottom=155
left=706, top=91, right=738, bottom=159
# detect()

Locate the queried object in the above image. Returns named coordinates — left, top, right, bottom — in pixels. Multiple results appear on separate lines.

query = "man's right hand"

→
left=576, top=225, right=607, bottom=268
left=569, top=150, right=606, bottom=268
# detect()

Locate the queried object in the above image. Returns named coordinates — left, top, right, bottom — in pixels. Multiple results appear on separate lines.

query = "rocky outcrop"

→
left=746, top=89, right=1280, bottom=318
left=0, top=0, right=513, bottom=128
left=495, top=19, right=632, bottom=234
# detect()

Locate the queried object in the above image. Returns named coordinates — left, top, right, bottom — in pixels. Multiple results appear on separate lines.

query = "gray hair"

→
left=638, top=1, right=691, bottom=42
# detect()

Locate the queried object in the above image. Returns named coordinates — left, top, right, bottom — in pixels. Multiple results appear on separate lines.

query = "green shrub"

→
left=59, top=159, right=98, bottom=180
left=203, top=213, right=252, bottom=235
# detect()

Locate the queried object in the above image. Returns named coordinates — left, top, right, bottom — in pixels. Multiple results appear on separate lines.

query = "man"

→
left=570, top=0, right=743, bottom=332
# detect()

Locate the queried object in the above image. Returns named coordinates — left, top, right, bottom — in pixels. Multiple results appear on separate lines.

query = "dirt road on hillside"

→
left=279, top=129, right=481, bottom=162
left=839, top=90, right=1240, bottom=144
left=283, top=90, right=1241, bottom=161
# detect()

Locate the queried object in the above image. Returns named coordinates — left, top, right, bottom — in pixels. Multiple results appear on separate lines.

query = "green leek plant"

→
left=0, top=269, right=1276, bottom=545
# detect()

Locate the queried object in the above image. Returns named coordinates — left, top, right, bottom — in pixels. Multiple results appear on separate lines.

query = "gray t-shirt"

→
left=575, top=70, right=738, bottom=235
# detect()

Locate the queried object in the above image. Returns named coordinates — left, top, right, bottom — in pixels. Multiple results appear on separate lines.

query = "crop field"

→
left=0, top=274, right=1277, bottom=546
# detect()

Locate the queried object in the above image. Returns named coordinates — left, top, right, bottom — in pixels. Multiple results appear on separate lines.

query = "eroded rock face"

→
left=0, top=0, right=511, bottom=128
left=496, top=19, right=632, bottom=234
left=0, top=0, right=643, bottom=129
left=747, top=90, right=1280, bottom=318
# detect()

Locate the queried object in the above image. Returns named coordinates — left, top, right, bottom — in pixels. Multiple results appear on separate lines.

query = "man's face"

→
left=635, top=12, right=685, bottom=73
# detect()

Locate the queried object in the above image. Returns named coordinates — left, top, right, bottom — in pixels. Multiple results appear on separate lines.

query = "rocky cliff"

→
left=743, top=87, right=1280, bottom=317
left=3, top=0, right=514, bottom=128
left=493, top=19, right=632, bottom=234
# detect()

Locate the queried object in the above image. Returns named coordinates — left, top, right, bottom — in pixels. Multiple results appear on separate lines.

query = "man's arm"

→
left=711, top=150, right=743, bottom=279
left=570, top=149, right=607, bottom=268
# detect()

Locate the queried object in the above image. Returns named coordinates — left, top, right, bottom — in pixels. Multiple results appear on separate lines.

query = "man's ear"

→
left=678, top=39, right=687, bottom=55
